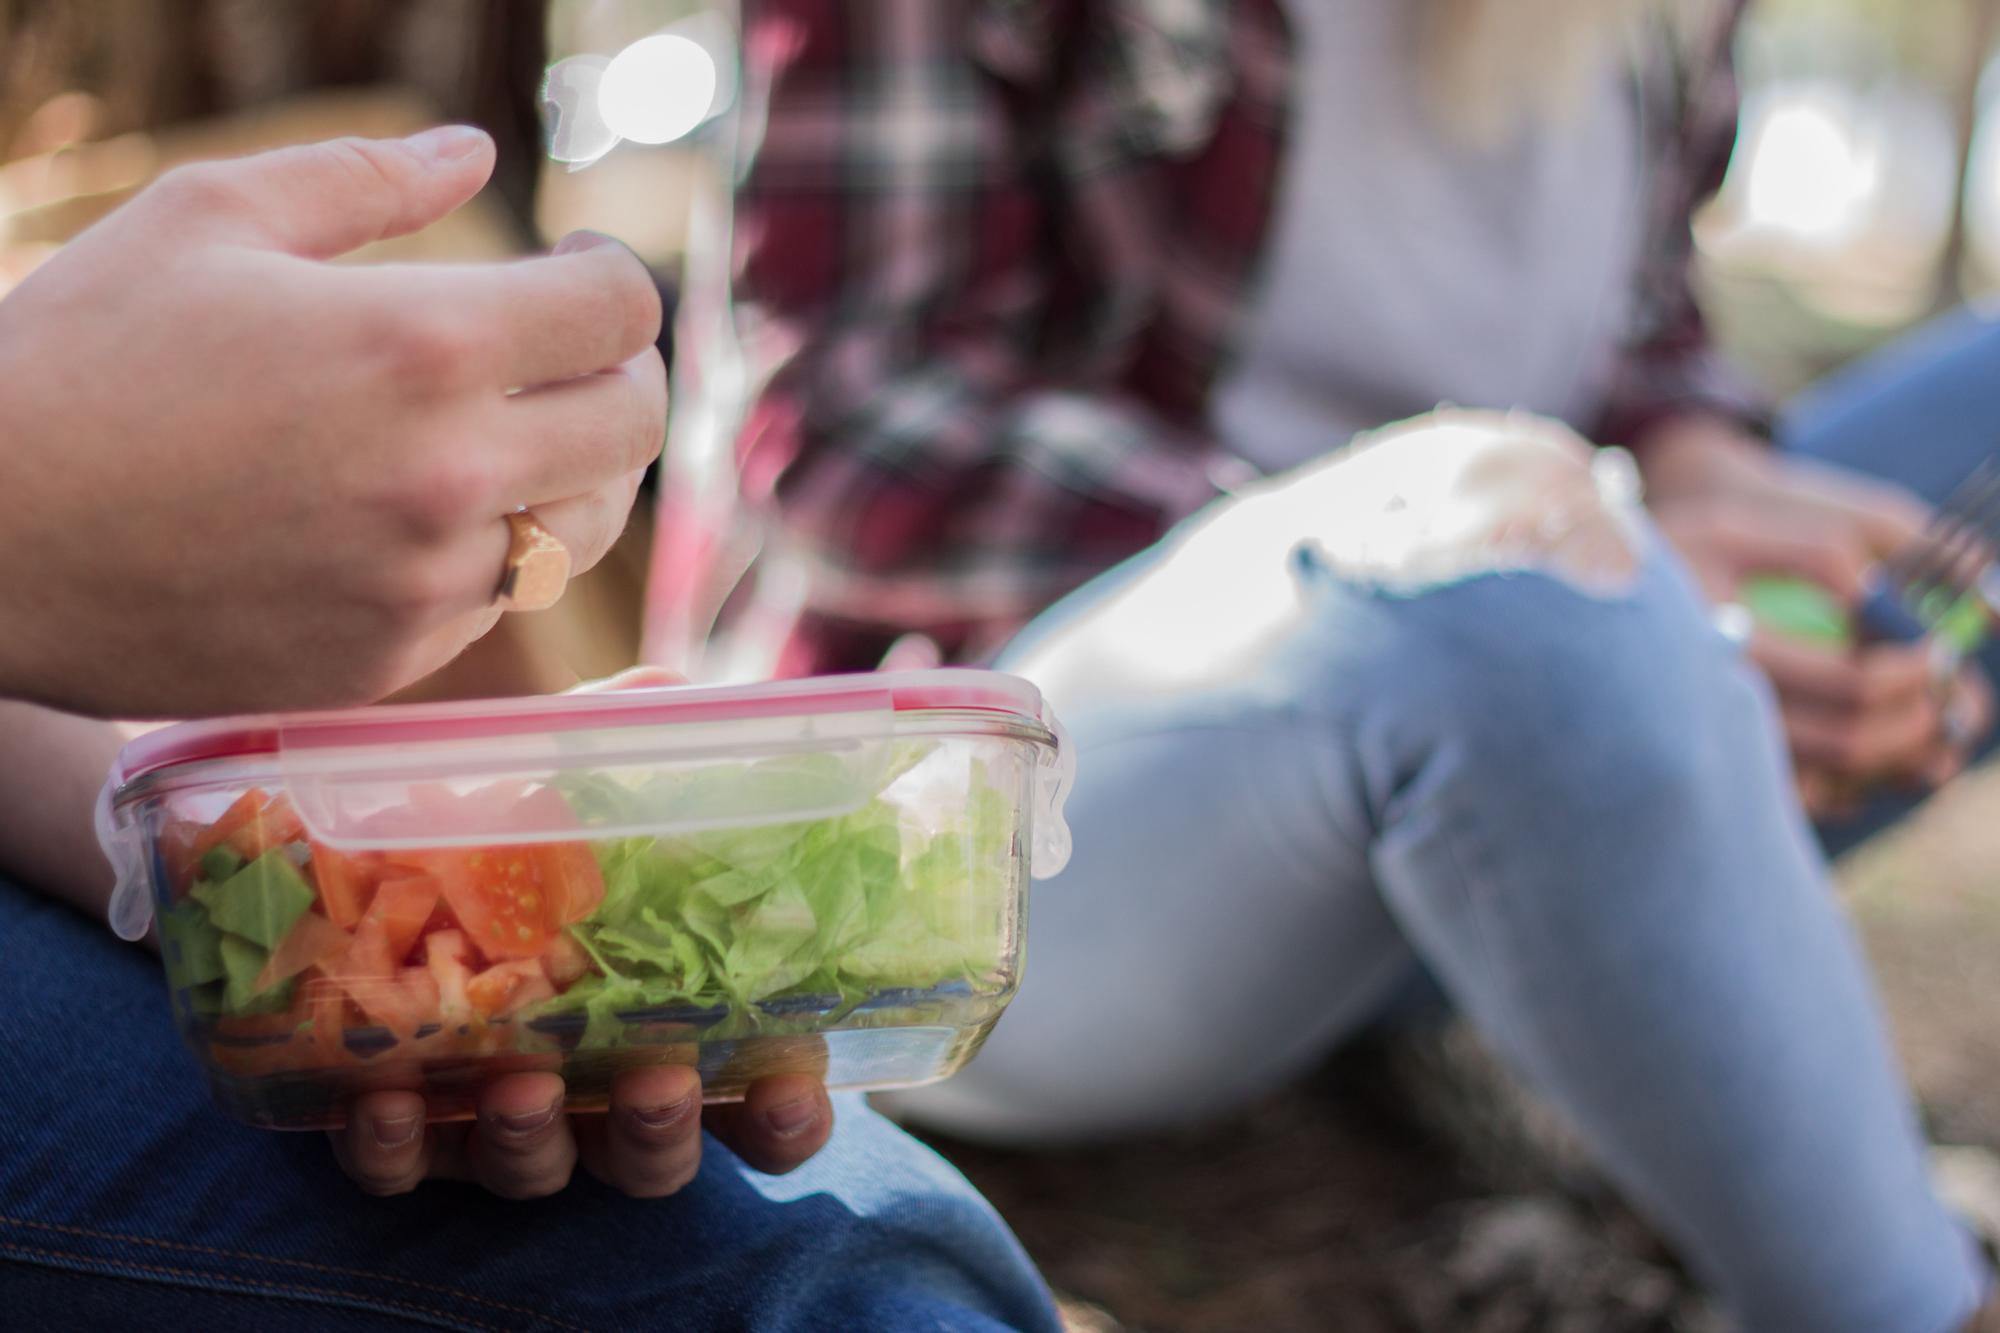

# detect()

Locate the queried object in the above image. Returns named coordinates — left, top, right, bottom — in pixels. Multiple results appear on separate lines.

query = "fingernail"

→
left=631, top=1095, right=695, bottom=1131
left=552, top=229, right=615, bottom=256
left=406, top=124, right=489, bottom=162
left=494, top=1100, right=561, bottom=1137
left=371, top=1113, right=421, bottom=1150
left=764, top=1097, right=818, bottom=1137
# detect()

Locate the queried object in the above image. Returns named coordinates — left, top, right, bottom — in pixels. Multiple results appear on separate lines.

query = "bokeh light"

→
left=540, top=54, right=619, bottom=166
left=597, top=34, right=717, bottom=146
left=1739, top=88, right=1880, bottom=243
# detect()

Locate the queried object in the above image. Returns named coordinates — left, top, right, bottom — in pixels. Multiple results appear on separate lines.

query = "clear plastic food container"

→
left=96, top=671, right=1072, bottom=1129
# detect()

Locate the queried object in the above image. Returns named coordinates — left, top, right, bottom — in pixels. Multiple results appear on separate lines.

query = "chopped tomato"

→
left=546, top=842, right=605, bottom=924
left=309, top=843, right=381, bottom=930
left=465, top=959, right=556, bottom=1019
left=227, top=794, right=306, bottom=860
left=300, top=972, right=353, bottom=1065
left=256, top=913, right=351, bottom=992
left=398, top=848, right=555, bottom=961
left=541, top=931, right=593, bottom=988
left=194, top=790, right=270, bottom=858
left=335, top=915, right=397, bottom=980
left=360, top=873, right=442, bottom=967
left=512, top=788, right=607, bottom=923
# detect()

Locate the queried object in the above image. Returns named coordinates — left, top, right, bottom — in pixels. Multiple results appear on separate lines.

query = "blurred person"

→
left=0, top=129, right=1058, bottom=1331
left=664, top=0, right=2000, bottom=1327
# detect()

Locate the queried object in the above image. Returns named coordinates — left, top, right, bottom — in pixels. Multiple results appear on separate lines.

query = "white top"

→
left=1214, top=0, right=1647, bottom=473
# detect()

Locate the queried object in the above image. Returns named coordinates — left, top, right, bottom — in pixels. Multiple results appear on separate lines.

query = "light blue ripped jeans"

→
left=895, top=314, right=2000, bottom=1333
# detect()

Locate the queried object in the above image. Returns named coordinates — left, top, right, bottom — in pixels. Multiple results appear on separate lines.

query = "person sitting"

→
left=657, top=2, right=2000, bottom=1327
left=0, top=128, right=1059, bottom=1332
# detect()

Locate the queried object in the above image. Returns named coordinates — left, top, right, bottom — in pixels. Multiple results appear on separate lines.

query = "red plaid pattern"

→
left=647, top=0, right=1765, bottom=676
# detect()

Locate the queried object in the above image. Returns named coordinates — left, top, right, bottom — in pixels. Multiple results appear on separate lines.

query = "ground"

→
left=914, top=763, right=2000, bottom=1332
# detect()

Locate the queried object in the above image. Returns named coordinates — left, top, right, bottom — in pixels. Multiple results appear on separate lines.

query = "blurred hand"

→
left=332, top=1069, right=834, bottom=1200
left=1643, top=417, right=1993, bottom=814
left=0, top=127, right=666, bottom=717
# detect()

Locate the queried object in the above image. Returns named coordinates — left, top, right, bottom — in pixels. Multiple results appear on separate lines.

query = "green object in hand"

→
left=1918, top=586, right=1991, bottom=657
left=1740, top=575, right=1853, bottom=649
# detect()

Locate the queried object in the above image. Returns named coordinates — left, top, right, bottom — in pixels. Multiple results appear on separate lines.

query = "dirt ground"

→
left=913, top=763, right=2000, bottom=1332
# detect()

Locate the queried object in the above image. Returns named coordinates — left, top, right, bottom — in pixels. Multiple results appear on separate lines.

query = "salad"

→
left=158, top=752, right=1018, bottom=1085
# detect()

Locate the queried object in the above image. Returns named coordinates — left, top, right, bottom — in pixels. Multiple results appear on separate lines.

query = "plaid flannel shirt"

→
left=646, top=0, right=1764, bottom=676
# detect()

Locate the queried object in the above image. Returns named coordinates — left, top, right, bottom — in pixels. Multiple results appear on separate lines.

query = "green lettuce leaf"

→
left=541, top=749, right=1018, bottom=1044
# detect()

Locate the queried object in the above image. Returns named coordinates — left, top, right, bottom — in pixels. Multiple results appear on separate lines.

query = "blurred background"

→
left=8, top=2, right=2000, bottom=1329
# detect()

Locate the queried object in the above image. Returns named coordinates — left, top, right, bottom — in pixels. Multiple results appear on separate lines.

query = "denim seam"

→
left=0, top=1212, right=591, bottom=1333
left=0, top=1241, right=524, bottom=1332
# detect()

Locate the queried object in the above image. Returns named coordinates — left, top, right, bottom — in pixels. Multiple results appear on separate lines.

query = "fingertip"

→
left=404, top=124, right=494, bottom=167
left=729, top=1076, right=834, bottom=1174
left=612, top=1063, right=703, bottom=1132
left=339, top=1091, right=428, bottom=1195
left=354, top=1090, right=426, bottom=1149
left=479, top=1071, right=568, bottom=1130
left=549, top=231, right=663, bottom=347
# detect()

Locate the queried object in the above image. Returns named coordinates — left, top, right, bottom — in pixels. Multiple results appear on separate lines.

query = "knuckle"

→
left=379, top=312, right=491, bottom=395
left=572, top=487, right=634, bottom=574
left=148, top=161, right=243, bottom=218
left=369, top=556, right=469, bottom=631
left=391, top=455, right=496, bottom=539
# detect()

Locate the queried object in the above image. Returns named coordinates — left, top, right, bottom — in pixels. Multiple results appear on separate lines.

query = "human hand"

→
left=331, top=1068, right=835, bottom=1199
left=1642, top=418, right=1993, bottom=812
left=0, top=127, right=665, bottom=718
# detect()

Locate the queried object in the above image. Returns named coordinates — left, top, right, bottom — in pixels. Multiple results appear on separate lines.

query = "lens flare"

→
left=598, top=35, right=718, bottom=146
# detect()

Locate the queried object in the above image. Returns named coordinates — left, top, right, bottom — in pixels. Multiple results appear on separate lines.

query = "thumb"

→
left=161, top=127, right=495, bottom=260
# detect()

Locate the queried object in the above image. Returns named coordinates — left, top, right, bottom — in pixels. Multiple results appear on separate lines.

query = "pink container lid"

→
left=97, top=670, right=1073, bottom=942
left=108, top=670, right=1050, bottom=791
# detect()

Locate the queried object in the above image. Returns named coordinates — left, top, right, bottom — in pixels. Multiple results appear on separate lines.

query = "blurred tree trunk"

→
left=1, top=0, right=546, bottom=236
left=1936, top=0, right=2000, bottom=314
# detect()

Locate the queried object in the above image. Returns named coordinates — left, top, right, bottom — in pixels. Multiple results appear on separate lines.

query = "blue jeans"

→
left=894, top=316, right=2000, bottom=1333
left=0, top=885, right=1060, bottom=1330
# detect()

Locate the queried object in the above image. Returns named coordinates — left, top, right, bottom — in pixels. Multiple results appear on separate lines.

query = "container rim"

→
left=108, top=669, right=1051, bottom=793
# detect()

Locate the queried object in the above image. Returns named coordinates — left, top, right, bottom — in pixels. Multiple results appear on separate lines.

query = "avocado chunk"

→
left=198, top=844, right=247, bottom=885
left=219, top=933, right=296, bottom=1014
left=205, top=850, right=315, bottom=949
left=160, top=899, right=225, bottom=987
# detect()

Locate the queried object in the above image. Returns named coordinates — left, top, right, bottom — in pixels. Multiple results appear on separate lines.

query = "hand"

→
left=331, top=1068, right=835, bottom=1199
left=0, top=127, right=666, bottom=718
left=1642, top=417, right=1994, bottom=812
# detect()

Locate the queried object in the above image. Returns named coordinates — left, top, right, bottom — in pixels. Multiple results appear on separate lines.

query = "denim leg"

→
left=0, top=884, right=1058, bottom=1333
left=897, top=450, right=1984, bottom=1330
left=1780, top=309, right=2000, bottom=856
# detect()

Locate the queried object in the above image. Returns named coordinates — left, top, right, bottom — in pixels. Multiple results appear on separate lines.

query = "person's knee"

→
left=1263, top=407, right=1645, bottom=598
left=1258, top=414, right=1741, bottom=818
